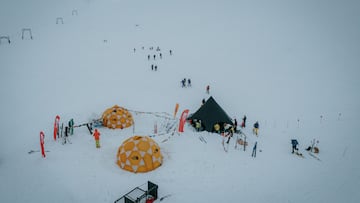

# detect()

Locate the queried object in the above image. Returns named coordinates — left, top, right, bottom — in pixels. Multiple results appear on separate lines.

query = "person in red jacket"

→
left=93, top=129, right=100, bottom=148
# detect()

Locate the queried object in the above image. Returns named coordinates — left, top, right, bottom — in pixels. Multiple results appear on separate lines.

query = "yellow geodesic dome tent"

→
left=117, top=136, right=163, bottom=173
left=102, top=105, right=134, bottom=129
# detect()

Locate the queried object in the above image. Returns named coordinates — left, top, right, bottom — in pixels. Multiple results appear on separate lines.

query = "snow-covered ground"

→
left=1, top=0, right=360, bottom=202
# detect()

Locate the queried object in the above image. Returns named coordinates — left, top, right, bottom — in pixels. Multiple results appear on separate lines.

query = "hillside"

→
left=1, top=0, right=360, bottom=202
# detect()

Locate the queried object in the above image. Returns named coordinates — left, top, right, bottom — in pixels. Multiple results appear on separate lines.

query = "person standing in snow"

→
left=160, top=53, right=162, bottom=59
left=148, top=55, right=150, bottom=60
left=187, top=78, right=191, bottom=87
left=181, top=79, right=185, bottom=87
left=234, top=118, right=238, bottom=132
left=154, top=65, right=158, bottom=71
left=93, top=129, right=100, bottom=148
left=195, top=120, right=202, bottom=132
left=223, top=123, right=233, bottom=144
left=291, top=139, right=299, bottom=154
left=252, top=141, right=257, bottom=157
left=206, top=85, right=210, bottom=94
left=253, top=121, right=259, bottom=136
left=202, top=98, right=206, bottom=105
left=169, top=50, right=172, bottom=55
left=213, top=123, right=220, bottom=133
left=241, top=115, right=247, bottom=128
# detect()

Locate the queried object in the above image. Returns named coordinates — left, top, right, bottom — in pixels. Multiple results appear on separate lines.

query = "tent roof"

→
left=188, top=96, right=233, bottom=132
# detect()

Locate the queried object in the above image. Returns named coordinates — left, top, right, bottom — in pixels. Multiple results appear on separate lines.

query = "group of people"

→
left=148, top=53, right=162, bottom=60
left=203, top=115, right=259, bottom=137
left=181, top=78, right=191, bottom=87
left=237, top=115, right=259, bottom=136
left=134, top=46, right=174, bottom=72
left=151, top=64, right=158, bottom=71
left=191, top=114, right=260, bottom=157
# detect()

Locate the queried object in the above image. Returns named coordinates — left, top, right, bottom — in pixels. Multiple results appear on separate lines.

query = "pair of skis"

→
left=28, top=150, right=50, bottom=154
left=161, top=125, right=180, bottom=143
left=308, top=152, right=321, bottom=161
left=293, top=151, right=321, bottom=161
left=222, top=138, right=229, bottom=152
left=198, top=135, right=207, bottom=143
left=159, top=194, right=172, bottom=201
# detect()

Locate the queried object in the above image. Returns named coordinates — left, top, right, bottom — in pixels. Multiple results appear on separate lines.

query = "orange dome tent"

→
left=117, top=136, right=163, bottom=173
left=102, top=105, right=134, bottom=129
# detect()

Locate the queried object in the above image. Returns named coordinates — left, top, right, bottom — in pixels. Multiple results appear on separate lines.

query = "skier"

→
left=187, top=78, right=191, bottom=87
left=154, top=65, right=157, bottom=71
left=153, top=54, right=156, bottom=60
left=93, top=129, right=101, bottom=148
left=291, top=139, right=299, bottom=153
left=181, top=78, right=186, bottom=88
left=151, top=64, right=154, bottom=71
left=252, top=141, right=257, bottom=157
left=160, top=53, right=162, bottom=59
left=241, top=115, right=247, bottom=128
left=134, top=48, right=136, bottom=53
left=233, top=118, right=238, bottom=132
left=206, top=85, right=210, bottom=94
left=253, top=121, right=259, bottom=136
left=169, top=50, right=172, bottom=55
left=148, top=55, right=150, bottom=60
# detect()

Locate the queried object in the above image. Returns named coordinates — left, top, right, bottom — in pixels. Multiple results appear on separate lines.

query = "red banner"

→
left=178, top=109, right=189, bottom=132
left=40, top=131, right=46, bottom=158
left=53, top=115, right=60, bottom=141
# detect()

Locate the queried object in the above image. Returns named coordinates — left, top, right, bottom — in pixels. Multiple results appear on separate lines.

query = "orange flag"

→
left=174, top=103, right=179, bottom=118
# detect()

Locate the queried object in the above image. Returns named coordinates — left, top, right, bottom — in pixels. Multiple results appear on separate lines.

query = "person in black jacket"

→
left=234, top=118, right=238, bottom=132
left=253, top=121, right=259, bottom=136
left=241, top=115, right=247, bottom=128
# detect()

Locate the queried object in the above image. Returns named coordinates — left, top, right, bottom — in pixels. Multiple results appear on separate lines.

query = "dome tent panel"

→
left=143, top=153, right=153, bottom=170
left=138, top=140, right=150, bottom=151
left=101, top=105, right=134, bottom=129
left=117, top=135, right=163, bottom=173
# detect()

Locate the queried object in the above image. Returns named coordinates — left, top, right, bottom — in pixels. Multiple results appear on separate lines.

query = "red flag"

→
left=53, top=115, right=60, bottom=141
left=178, top=109, right=189, bottom=132
left=40, top=131, right=46, bottom=158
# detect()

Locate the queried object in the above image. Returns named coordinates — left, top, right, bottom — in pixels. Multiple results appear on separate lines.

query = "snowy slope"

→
left=1, top=0, right=360, bottom=202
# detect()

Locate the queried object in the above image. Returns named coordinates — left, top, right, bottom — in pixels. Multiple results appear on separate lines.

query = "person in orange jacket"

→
left=93, top=129, right=100, bottom=148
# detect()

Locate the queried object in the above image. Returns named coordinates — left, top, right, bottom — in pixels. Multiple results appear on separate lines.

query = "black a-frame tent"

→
left=188, top=96, right=233, bottom=132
